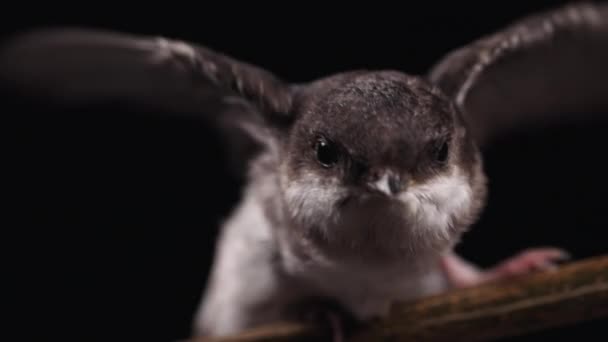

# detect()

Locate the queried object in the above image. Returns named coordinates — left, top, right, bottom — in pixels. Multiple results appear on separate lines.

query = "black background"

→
left=3, top=1, right=608, bottom=341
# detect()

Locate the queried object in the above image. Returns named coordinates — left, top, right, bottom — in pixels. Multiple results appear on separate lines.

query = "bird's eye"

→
left=315, top=136, right=339, bottom=168
left=435, top=140, right=449, bottom=164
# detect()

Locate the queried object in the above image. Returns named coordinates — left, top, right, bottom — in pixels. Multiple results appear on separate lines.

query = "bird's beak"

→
left=368, top=171, right=404, bottom=196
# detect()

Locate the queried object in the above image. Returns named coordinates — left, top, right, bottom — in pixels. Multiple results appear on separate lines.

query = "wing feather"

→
left=0, top=27, right=292, bottom=124
left=429, top=2, right=608, bottom=146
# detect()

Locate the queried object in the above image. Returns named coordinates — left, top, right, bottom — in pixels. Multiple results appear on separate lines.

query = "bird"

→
left=1, top=2, right=607, bottom=340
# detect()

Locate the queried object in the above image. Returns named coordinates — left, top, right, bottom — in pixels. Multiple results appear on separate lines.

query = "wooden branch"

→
left=190, top=255, right=608, bottom=342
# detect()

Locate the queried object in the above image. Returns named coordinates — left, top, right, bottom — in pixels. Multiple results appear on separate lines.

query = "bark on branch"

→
left=190, top=254, right=608, bottom=342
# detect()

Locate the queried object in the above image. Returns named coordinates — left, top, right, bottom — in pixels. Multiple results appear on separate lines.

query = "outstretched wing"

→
left=0, top=27, right=294, bottom=172
left=428, top=2, right=608, bottom=147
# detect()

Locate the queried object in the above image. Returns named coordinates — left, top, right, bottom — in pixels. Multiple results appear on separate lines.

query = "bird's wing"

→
left=0, top=27, right=294, bottom=169
left=428, top=2, right=608, bottom=147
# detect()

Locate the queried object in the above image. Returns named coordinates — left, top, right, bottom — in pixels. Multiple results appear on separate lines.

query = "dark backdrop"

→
left=3, top=1, right=608, bottom=341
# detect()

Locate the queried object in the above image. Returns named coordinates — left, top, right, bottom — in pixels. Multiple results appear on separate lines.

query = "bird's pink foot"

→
left=482, top=247, right=571, bottom=282
left=441, top=247, right=571, bottom=288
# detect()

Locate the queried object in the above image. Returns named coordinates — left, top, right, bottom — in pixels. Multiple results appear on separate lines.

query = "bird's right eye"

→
left=314, top=136, right=339, bottom=168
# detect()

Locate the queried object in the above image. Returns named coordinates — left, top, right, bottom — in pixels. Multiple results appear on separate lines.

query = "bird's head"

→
left=278, top=71, right=487, bottom=264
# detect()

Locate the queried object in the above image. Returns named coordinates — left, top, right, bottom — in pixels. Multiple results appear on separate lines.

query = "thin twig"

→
left=190, top=254, right=608, bottom=342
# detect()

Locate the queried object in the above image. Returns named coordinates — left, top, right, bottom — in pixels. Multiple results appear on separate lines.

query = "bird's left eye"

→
left=315, top=136, right=339, bottom=168
left=434, top=140, right=449, bottom=164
